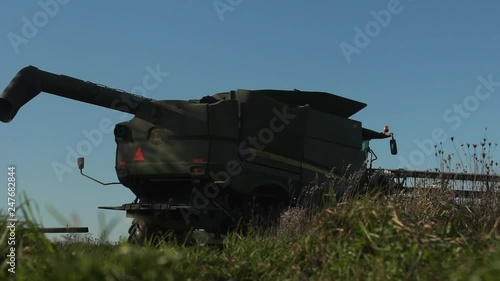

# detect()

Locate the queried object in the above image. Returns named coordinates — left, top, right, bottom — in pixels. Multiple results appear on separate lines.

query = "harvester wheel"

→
left=249, top=197, right=286, bottom=231
left=127, top=218, right=194, bottom=246
left=128, top=218, right=157, bottom=245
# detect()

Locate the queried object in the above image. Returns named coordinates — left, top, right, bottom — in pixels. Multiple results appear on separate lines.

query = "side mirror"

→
left=77, top=157, right=85, bottom=170
left=76, top=157, right=120, bottom=186
left=390, top=138, right=398, bottom=155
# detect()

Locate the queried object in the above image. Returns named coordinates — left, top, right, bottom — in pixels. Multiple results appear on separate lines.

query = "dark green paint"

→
left=1, top=66, right=393, bottom=233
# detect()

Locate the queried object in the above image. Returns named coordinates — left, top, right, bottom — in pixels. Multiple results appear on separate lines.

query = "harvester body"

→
left=1, top=66, right=393, bottom=235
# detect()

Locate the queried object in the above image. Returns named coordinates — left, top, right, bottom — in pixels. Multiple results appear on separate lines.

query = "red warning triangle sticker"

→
left=133, top=147, right=145, bottom=161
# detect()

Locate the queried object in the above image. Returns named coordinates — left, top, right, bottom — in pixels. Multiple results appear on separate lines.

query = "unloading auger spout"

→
left=0, top=66, right=155, bottom=123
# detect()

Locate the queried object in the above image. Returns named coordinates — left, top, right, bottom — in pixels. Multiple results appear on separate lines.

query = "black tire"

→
left=128, top=218, right=194, bottom=246
left=248, top=197, right=286, bottom=231
left=128, top=218, right=156, bottom=245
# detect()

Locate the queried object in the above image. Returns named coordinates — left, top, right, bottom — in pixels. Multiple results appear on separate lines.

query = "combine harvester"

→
left=1, top=66, right=498, bottom=242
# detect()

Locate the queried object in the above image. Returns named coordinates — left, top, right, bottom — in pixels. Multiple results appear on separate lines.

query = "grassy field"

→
left=1, top=188, right=499, bottom=281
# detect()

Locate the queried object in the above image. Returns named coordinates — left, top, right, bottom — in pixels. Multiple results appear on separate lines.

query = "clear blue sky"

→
left=1, top=0, right=499, bottom=241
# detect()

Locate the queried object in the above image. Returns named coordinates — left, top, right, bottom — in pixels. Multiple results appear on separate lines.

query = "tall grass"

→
left=0, top=136, right=498, bottom=280
left=1, top=187, right=498, bottom=281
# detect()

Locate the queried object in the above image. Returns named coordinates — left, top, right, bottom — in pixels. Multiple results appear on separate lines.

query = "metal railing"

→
left=369, top=168, right=500, bottom=198
left=39, top=227, right=89, bottom=233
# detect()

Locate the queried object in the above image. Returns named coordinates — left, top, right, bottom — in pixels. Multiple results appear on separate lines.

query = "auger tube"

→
left=0, top=66, right=154, bottom=123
